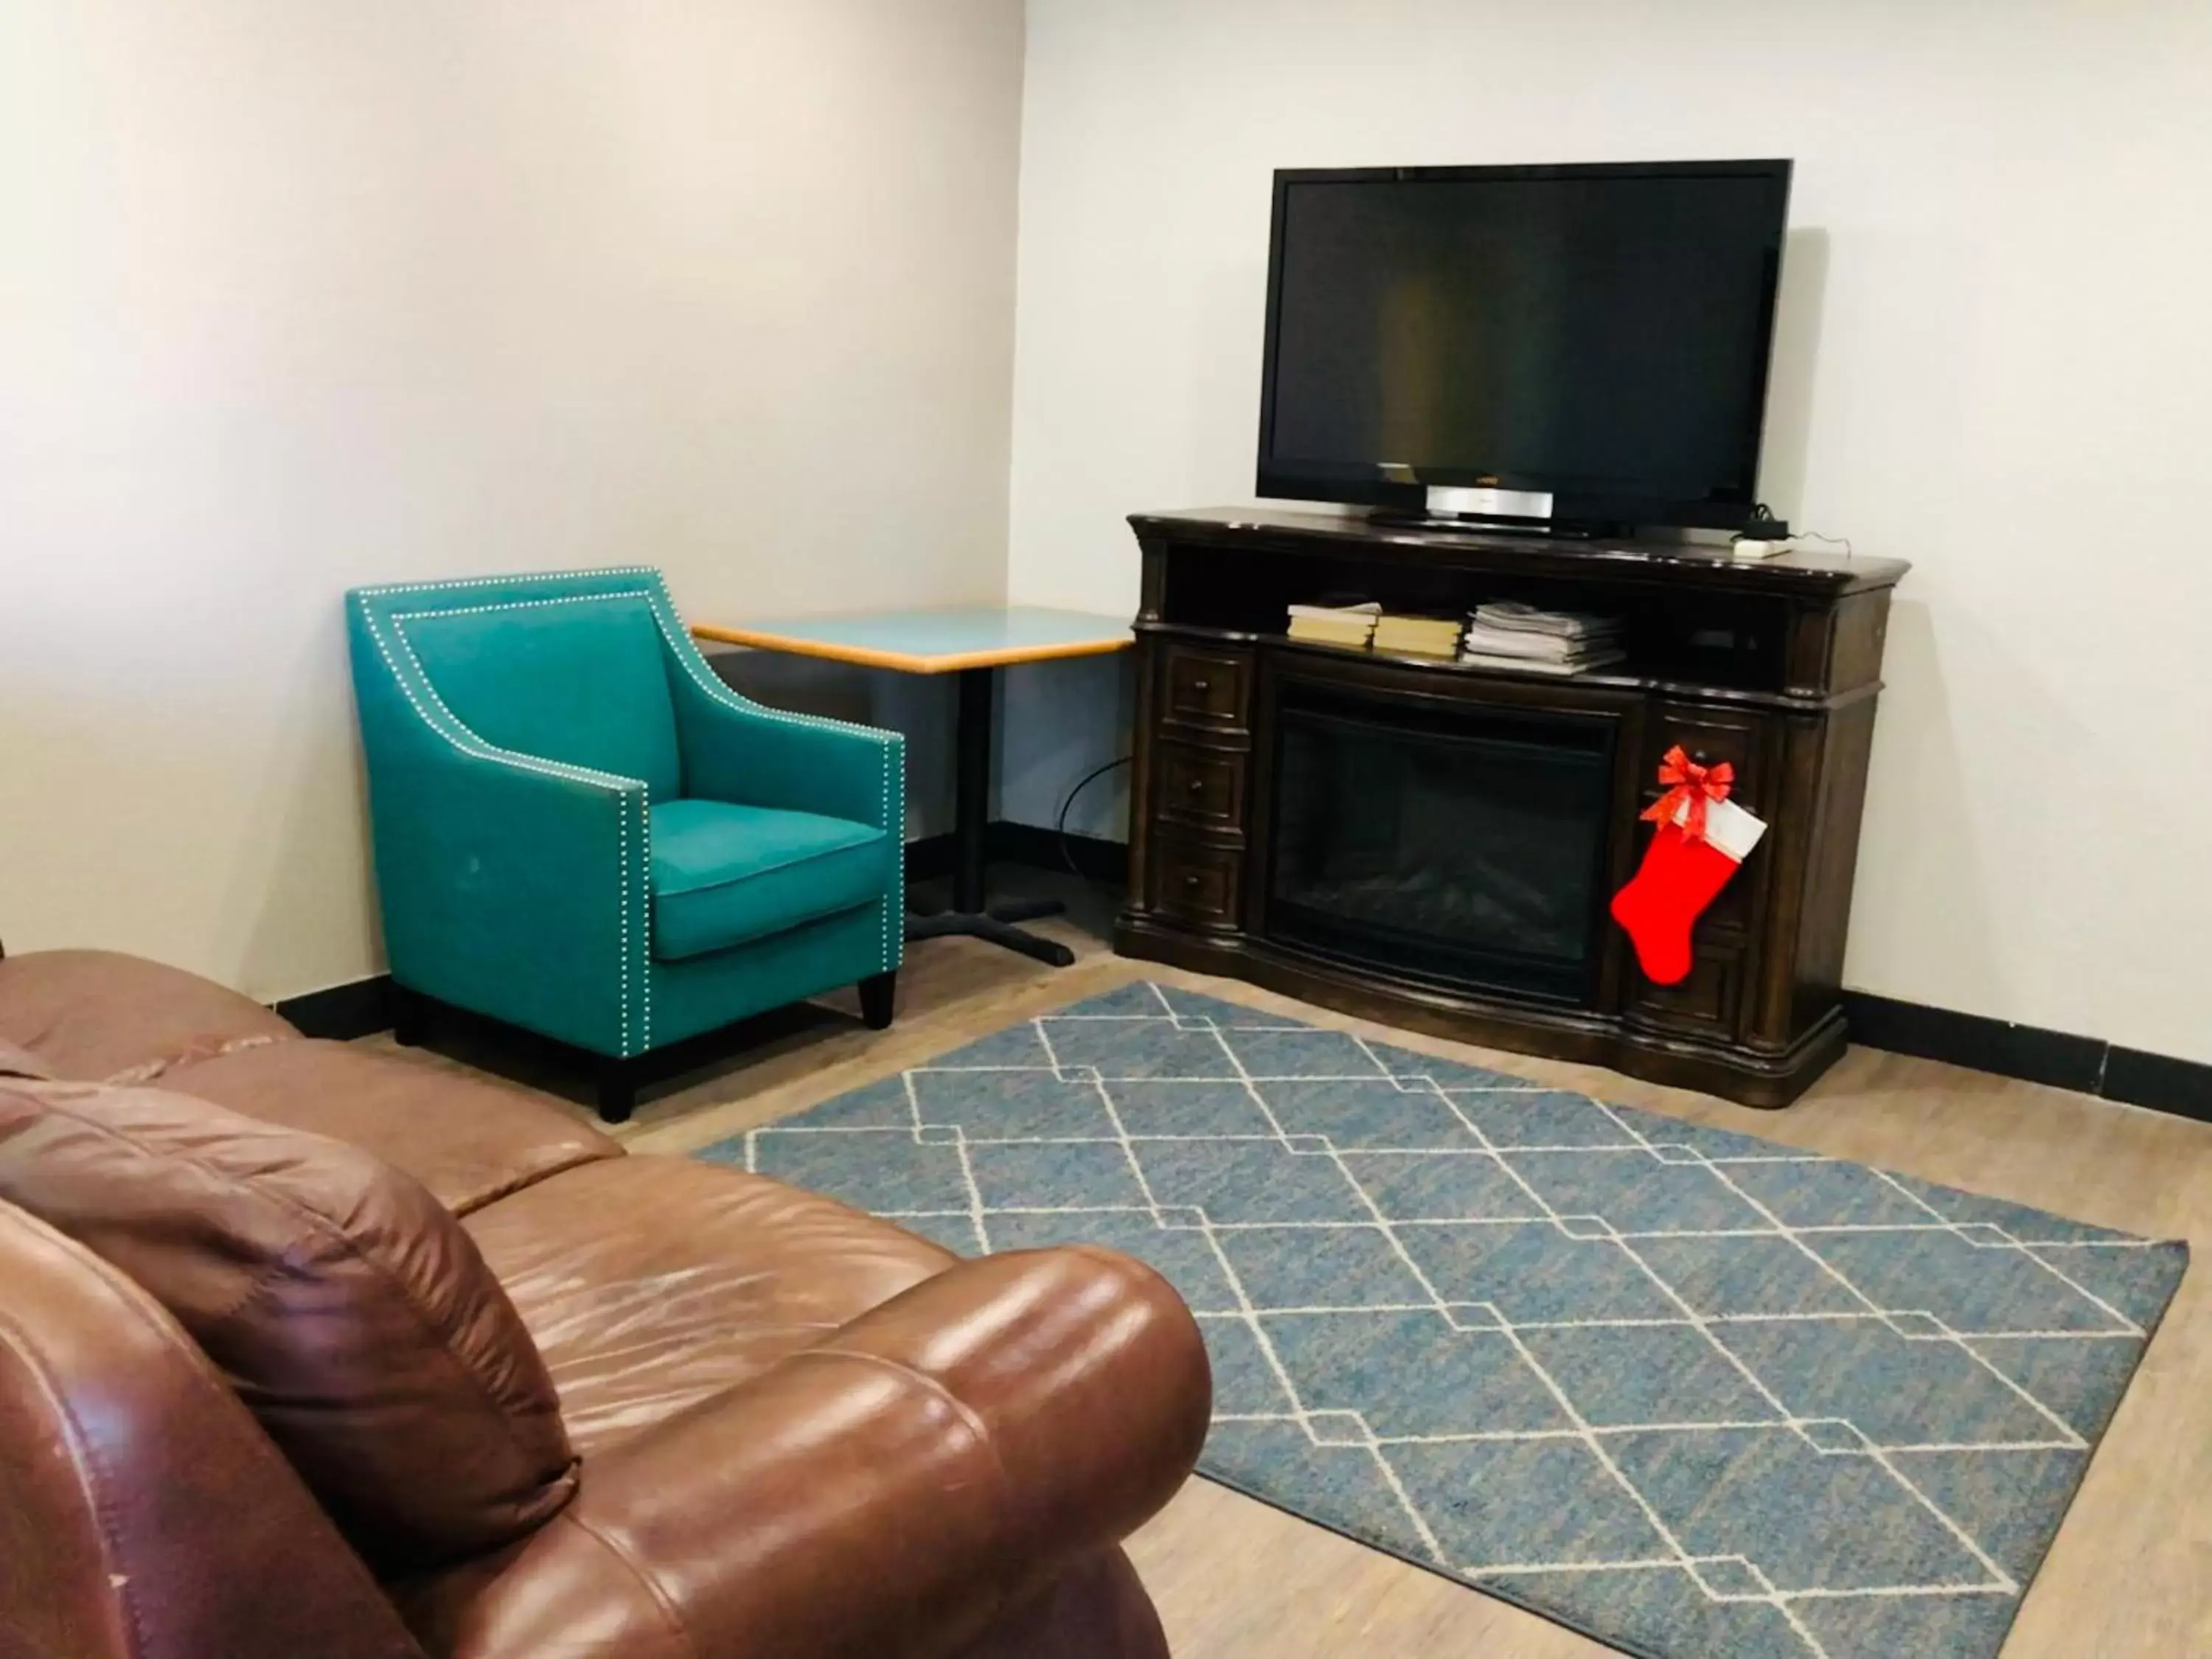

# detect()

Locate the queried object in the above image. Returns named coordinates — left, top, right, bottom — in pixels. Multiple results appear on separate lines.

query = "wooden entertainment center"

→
left=1116, top=508, right=1910, bottom=1107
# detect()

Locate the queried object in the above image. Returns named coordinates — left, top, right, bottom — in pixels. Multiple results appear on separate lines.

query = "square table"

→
left=692, top=606, right=1132, bottom=966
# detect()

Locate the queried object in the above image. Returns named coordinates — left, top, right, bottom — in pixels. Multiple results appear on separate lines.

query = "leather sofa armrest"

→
left=0, top=1204, right=425, bottom=1659
left=406, top=1246, right=1210, bottom=1659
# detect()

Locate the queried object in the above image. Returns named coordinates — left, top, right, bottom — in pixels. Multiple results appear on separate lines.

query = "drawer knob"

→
left=1183, top=872, right=1200, bottom=887
left=1189, top=778, right=1206, bottom=793
left=1191, top=677, right=1210, bottom=692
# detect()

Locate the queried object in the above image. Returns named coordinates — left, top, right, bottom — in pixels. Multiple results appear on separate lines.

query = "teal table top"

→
left=692, top=605, right=1133, bottom=674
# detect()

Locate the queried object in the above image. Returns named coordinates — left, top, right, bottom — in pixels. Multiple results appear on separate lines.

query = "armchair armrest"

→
left=412, top=1247, right=1211, bottom=1659
left=662, top=633, right=905, bottom=832
left=369, top=738, right=651, bottom=1057
left=348, top=589, right=653, bottom=1056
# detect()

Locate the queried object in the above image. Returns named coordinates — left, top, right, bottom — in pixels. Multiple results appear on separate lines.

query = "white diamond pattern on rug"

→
left=707, top=984, right=2189, bottom=1659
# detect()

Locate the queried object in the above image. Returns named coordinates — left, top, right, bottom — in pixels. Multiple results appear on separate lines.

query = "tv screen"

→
left=1257, top=161, right=1792, bottom=531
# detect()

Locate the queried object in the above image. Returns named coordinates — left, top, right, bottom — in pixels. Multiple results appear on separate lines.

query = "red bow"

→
left=1641, top=745, right=1733, bottom=844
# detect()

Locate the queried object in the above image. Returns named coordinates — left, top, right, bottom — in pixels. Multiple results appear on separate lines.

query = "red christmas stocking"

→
left=1610, top=794, right=1767, bottom=985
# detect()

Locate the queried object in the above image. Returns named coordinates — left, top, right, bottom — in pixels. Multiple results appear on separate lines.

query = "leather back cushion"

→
left=396, top=593, right=684, bottom=801
left=0, top=1078, right=580, bottom=1575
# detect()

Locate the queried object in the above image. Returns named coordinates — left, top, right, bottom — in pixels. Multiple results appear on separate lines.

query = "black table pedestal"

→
left=905, top=666, right=1074, bottom=968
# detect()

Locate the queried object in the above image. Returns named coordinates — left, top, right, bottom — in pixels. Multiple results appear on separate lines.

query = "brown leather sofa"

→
left=0, top=949, right=1211, bottom=1659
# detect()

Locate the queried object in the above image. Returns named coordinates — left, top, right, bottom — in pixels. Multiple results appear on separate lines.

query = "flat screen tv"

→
left=1257, top=160, right=1792, bottom=534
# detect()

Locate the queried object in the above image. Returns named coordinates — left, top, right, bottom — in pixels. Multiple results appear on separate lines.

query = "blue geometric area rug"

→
left=697, top=983, right=2188, bottom=1659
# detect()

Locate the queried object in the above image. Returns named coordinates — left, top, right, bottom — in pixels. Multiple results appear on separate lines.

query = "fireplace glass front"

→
left=1265, top=686, right=1615, bottom=1004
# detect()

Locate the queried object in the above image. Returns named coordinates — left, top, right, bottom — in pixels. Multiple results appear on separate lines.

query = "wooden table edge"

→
left=690, top=624, right=1133, bottom=675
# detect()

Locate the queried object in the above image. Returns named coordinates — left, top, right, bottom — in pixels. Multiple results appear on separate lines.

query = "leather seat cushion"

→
left=465, top=1155, right=954, bottom=1454
left=0, top=948, right=299, bottom=1082
left=164, top=1039, right=620, bottom=1216
left=0, top=1035, right=52, bottom=1079
left=650, top=798, right=888, bottom=961
left=0, top=1078, right=580, bottom=1575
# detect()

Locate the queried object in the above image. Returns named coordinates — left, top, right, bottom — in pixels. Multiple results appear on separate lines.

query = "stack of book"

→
left=1371, top=611, right=1468, bottom=659
left=1458, top=600, right=1626, bottom=677
left=1286, top=600, right=1381, bottom=648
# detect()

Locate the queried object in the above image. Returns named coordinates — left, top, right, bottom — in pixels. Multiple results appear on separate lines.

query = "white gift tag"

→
left=1670, top=794, right=1767, bottom=861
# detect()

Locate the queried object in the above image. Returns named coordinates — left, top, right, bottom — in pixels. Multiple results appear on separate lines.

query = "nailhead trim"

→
left=389, top=591, right=653, bottom=625
left=616, top=792, right=632, bottom=1049
left=352, top=566, right=658, bottom=599
left=885, top=734, right=904, bottom=970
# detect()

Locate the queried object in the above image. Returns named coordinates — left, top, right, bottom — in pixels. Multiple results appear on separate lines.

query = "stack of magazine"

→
left=1286, top=600, right=1381, bottom=648
left=1459, top=600, right=1625, bottom=676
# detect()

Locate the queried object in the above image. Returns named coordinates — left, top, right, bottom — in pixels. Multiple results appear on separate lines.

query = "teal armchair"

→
left=347, top=567, right=904, bottom=1121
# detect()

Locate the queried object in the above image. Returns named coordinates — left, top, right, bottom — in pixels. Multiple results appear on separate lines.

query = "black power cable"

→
left=1748, top=501, right=1854, bottom=558
left=1055, top=756, right=1133, bottom=884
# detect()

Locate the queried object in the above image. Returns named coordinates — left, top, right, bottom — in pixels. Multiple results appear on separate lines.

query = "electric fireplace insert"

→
left=1265, top=682, right=1616, bottom=1005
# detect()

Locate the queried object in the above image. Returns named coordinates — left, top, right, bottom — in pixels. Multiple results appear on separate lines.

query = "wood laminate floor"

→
left=403, top=869, right=2212, bottom=1658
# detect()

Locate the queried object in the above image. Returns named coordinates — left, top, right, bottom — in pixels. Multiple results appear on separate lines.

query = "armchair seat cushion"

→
left=650, top=799, right=888, bottom=962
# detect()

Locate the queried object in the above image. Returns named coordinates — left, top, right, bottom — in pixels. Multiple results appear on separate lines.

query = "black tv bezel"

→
left=1254, top=159, right=1793, bottom=534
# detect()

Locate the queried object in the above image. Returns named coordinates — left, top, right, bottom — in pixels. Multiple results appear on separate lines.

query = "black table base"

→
left=905, top=665, right=1074, bottom=968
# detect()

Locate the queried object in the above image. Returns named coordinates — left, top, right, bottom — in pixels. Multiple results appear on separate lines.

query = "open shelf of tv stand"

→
left=1177, top=626, right=1888, bottom=715
left=1116, top=507, right=1911, bottom=1108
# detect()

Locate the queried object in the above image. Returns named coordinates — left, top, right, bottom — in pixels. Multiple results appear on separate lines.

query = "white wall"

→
left=0, top=0, right=1025, bottom=999
left=8, top=1, right=2208, bottom=1059
left=1006, top=0, right=2212, bottom=1062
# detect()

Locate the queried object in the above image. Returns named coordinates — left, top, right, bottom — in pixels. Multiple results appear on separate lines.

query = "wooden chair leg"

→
left=594, top=1054, right=641, bottom=1125
left=389, top=984, right=432, bottom=1047
left=858, top=970, right=897, bottom=1032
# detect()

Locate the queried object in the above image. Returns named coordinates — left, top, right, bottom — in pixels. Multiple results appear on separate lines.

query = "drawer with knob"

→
left=1148, top=836, right=1242, bottom=930
left=1640, top=704, right=1770, bottom=815
left=1153, top=740, right=1246, bottom=831
left=1160, top=643, right=1251, bottom=735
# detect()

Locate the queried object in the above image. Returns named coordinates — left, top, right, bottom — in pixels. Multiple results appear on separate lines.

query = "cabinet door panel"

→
left=1627, top=941, right=1746, bottom=1037
left=1638, top=703, right=1773, bottom=934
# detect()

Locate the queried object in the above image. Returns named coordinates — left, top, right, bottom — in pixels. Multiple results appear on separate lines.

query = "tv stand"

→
left=1116, top=507, right=1910, bottom=1108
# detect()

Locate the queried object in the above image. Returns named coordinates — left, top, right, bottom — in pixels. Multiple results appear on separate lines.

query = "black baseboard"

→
left=1837, top=992, right=2106, bottom=1094
left=902, top=830, right=958, bottom=883
left=274, top=975, right=393, bottom=1042
left=902, top=821, right=1129, bottom=886
left=1841, top=990, right=2211, bottom=1123
left=265, top=838, right=2208, bottom=1126
left=2098, top=1045, right=2212, bottom=1121
left=990, top=820, right=1130, bottom=885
